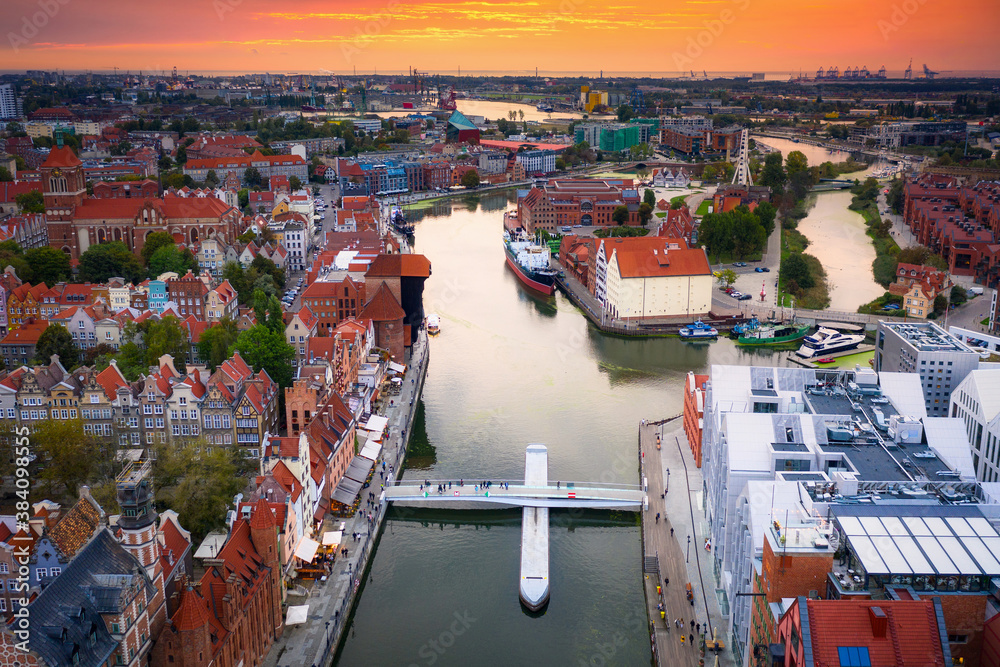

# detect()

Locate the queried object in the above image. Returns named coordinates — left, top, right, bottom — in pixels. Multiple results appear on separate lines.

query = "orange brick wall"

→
left=938, top=593, right=988, bottom=667
left=683, top=373, right=708, bottom=467
left=762, top=538, right=834, bottom=603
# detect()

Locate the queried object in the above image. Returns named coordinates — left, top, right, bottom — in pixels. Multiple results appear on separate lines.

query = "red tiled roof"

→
left=306, top=337, right=337, bottom=362
left=601, top=237, right=711, bottom=279
left=249, top=497, right=276, bottom=529
left=365, top=253, right=432, bottom=279
left=95, top=363, right=129, bottom=400
left=158, top=513, right=191, bottom=581
left=801, top=598, right=946, bottom=667
left=0, top=182, right=42, bottom=204
left=1, top=319, right=49, bottom=345
left=173, top=586, right=211, bottom=631
left=359, top=283, right=405, bottom=322
left=41, top=145, right=82, bottom=168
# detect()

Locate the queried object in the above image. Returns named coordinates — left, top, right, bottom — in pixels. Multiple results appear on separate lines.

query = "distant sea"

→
left=4, top=69, right=1000, bottom=80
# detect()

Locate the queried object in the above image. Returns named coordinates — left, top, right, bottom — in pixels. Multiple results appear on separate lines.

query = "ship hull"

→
left=504, top=245, right=555, bottom=296
left=738, top=325, right=811, bottom=346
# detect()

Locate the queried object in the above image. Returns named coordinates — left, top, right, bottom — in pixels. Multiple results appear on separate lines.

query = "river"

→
left=335, top=191, right=786, bottom=666
left=797, top=191, right=884, bottom=312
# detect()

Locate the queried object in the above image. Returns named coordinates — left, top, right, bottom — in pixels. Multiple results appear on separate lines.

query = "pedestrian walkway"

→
left=639, top=419, right=734, bottom=667
left=264, top=332, right=430, bottom=667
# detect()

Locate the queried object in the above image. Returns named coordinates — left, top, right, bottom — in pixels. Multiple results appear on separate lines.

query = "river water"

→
left=336, top=191, right=785, bottom=666
left=797, top=191, right=884, bottom=312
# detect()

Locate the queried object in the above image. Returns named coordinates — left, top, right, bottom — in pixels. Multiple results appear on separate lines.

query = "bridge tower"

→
left=732, top=128, right=753, bottom=186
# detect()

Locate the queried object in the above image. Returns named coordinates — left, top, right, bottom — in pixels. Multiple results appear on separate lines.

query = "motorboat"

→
left=796, top=327, right=865, bottom=358
left=679, top=320, right=719, bottom=340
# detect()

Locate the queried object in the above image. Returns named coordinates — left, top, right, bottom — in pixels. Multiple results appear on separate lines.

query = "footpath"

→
left=265, top=331, right=430, bottom=667
left=639, top=418, right=734, bottom=667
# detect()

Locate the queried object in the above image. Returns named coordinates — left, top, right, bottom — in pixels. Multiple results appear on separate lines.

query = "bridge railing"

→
left=388, top=480, right=643, bottom=491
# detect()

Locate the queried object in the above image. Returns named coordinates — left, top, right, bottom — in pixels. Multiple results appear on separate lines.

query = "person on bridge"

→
left=664, top=577, right=669, bottom=586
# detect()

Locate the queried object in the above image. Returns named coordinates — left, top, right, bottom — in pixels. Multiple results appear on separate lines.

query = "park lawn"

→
left=655, top=211, right=667, bottom=218
left=695, top=200, right=711, bottom=216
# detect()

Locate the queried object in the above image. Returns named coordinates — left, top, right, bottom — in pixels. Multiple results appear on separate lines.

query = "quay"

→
left=520, top=444, right=550, bottom=611
left=264, top=330, right=430, bottom=667
left=639, top=417, right=735, bottom=667
left=553, top=271, right=752, bottom=337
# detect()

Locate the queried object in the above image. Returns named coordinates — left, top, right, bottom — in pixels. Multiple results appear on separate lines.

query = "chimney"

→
left=868, top=606, right=887, bottom=638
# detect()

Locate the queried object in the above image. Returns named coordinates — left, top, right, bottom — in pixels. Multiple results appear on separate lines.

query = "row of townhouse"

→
left=0, top=348, right=279, bottom=450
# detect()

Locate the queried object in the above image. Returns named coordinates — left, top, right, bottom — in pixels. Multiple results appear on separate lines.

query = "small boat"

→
left=737, top=323, right=811, bottom=346
left=815, top=357, right=835, bottom=364
left=679, top=320, right=719, bottom=340
left=426, top=314, right=440, bottom=336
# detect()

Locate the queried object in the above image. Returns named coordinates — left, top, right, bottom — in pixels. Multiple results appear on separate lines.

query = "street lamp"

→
left=687, top=535, right=691, bottom=563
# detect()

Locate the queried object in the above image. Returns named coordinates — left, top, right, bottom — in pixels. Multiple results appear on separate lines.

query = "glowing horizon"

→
left=2, top=0, right=998, bottom=76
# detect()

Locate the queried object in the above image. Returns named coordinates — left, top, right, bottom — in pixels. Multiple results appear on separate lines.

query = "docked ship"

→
left=426, top=313, right=440, bottom=335
left=679, top=320, right=719, bottom=340
left=738, top=323, right=811, bottom=346
left=503, top=229, right=557, bottom=296
left=796, top=327, right=865, bottom=358
left=391, top=207, right=414, bottom=236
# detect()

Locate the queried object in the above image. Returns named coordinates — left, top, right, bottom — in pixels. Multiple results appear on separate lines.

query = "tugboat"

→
left=503, top=229, right=557, bottom=296
left=391, top=207, right=414, bottom=236
left=679, top=320, right=719, bottom=340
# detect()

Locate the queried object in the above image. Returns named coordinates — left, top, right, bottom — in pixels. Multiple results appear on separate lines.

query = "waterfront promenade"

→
left=640, top=419, right=735, bottom=667
left=264, top=331, right=430, bottom=667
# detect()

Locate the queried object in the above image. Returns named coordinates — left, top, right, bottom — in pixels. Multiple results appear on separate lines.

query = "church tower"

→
left=39, top=135, right=85, bottom=257
left=116, top=454, right=167, bottom=634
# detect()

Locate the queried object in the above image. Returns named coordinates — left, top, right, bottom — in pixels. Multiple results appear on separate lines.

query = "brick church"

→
left=41, top=145, right=243, bottom=260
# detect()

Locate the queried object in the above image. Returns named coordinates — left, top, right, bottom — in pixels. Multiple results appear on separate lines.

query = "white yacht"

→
left=796, top=327, right=865, bottom=358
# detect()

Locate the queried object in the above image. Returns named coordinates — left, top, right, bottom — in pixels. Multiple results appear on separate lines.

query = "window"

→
left=49, top=567, right=60, bottom=577
left=837, top=647, right=871, bottom=667
left=36, top=568, right=46, bottom=578
left=0, top=563, right=7, bottom=574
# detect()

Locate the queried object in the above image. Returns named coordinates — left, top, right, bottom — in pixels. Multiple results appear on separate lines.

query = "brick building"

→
left=682, top=372, right=708, bottom=467
left=517, top=179, right=641, bottom=233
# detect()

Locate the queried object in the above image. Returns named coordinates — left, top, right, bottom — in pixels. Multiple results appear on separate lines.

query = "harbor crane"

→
left=904, top=58, right=913, bottom=80
left=922, top=64, right=938, bottom=79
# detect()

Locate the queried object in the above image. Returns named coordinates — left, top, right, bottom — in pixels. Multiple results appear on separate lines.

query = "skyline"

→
left=3, top=0, right=999, bottom=76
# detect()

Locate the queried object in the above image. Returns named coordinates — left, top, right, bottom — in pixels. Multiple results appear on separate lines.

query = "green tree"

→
left=197, top=318, right=241, bottom=372
left=243, top=166, right=262, bottom=186
left=175, top=145, right=187, bottom=164
left=758, top=152, right=787, bottom=195
left=460, top=169, right=480, bottom=188
left=933, top=294, right=948, bottom=316
left=141, top=231, right=177, bottom=266
left=896, top=246, right=948, bottom=271
left=785, top=151, right=809, bottom=179
left=83, top=343, right=117, bottom=368
left=238, top=188, right=249, bottom=210
left=15, top=190, right=44, bottom=213
left=638, top=202, right=654, bottom=225
left=643, top=189, right=656, bottom=208
left=616, top=104, right=634, bottom=122
left=718, top=268, right=738, bottom=288
left=289, top=175, right=302, bottom=192
left=0, top=241, right=30, bottom=281
left=144, top=317, right=189, bottom=373
left=555, top=158, right=567, bottom=171
left=698, top=212, right=735, bottom=262
left=754, top=201, right=778, bottom=236
left=24, top=246, right=71, bottom=285
left=79, top=241, right=144, bottom=283
left=229, top=325, right=295, bottom=388
left=612, top=205, right=629, bottom=226
left=887, top=178, right=904, bottom=214
left=152, top=440, right=254, bottom=544
left=950, top=285, right=968, bottom=307
left=0, top=167, right=13, bottom=182
left=148, top=245, right=198, bottom=277
left=250, top=254, right=285, bottom=289
left=783, top=253, right=814, bottom=289
left=204, top=169, right=219, bottom=187
left=34, top=324, right=79, bottom=366
left=31, top=419, right=99, bottom=498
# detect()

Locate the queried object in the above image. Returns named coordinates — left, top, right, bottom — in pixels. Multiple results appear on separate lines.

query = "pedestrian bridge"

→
left=384, top=482, right=645, bottom=510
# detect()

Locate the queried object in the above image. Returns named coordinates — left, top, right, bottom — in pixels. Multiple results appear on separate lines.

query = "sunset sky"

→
left=3, top=0, right=998, bottom=76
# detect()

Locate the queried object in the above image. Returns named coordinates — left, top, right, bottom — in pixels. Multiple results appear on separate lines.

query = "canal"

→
left=336, top=191, right=787, bottom=666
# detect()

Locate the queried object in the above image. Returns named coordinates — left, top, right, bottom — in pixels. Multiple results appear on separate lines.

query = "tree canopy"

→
left=141, top=231, right=176, bottom=266
left=197, top=318, right=240, bottom=372
left=78, top=241, right=144, bottom=284
left=24, top=246, right=71, bottom=285
left=612, top=205, right=629, bottom=226
left=15, top=190, right=44, bottom=213
left=229, top=290, right=294, bottom=388
left=34, top=323, right=80, bottom=367
left=148, top=245, right=198, bottom=277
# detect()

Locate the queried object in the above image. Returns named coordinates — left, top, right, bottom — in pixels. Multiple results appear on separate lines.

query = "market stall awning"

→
left=323, top=530, right=343, bottom=546
left=363, top=414, right=389, bottom=434
left=286, top=605, right=310, bottom=626
left=360, top=440, right=382, bottom=462
left=388, top=361, right=406, bottom=373
left=294, top=537, right=320, bottom=563
left=345, top=456, right=374, bottom=484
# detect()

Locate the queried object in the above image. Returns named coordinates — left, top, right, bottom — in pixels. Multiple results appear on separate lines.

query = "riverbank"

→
left=263, top=331, right=430, bottom=667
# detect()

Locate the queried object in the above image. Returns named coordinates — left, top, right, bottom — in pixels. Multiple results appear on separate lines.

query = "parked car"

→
left=738, top=294, right=752, bottom=301
left=733, top=262, right=747, bottom=267
left=730, top=291, right=743, bottom=298
left=883, top=304, right=901, bottom=310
